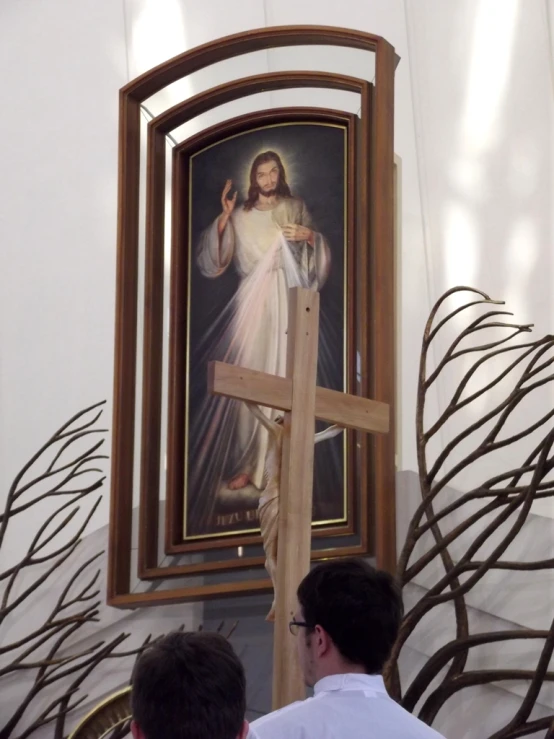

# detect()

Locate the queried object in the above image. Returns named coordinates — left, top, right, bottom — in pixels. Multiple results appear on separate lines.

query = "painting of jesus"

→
left=183, top=121, right=348, bottom=542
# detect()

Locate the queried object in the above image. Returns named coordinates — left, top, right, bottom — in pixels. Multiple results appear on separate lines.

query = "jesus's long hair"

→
left=243, top=151, right=292, bottom=211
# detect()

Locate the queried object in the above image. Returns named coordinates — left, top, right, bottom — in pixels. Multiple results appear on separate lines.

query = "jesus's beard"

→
left=259, top=188, right=277, bottom=198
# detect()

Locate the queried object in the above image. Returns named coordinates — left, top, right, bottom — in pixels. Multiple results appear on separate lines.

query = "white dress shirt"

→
left=249, top=673, right=446, bottom=739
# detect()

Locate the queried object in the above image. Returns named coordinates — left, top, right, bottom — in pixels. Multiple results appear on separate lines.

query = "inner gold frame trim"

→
left=150, top=75, right=369, bottom=570
left=181, top=120, right=349, bottom=543
left=165, top=106, right=360, bottom=560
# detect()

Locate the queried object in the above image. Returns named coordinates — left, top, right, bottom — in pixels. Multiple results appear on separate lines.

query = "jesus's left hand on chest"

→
left=282, top=224, right=314, bottom=245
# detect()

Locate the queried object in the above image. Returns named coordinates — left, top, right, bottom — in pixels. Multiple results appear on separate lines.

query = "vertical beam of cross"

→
left=208, top=286, right=390, bottom=710
left=271, top=287, right=320, bottom=709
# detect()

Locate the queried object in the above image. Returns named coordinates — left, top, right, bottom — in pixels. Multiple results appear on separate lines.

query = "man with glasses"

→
left=250, top=558, right=445, bottom=738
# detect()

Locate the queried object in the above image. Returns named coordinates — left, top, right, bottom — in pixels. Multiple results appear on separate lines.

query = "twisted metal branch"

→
left=388, top=287, right=554, bottom=738
left=0, top=403, right=147, bottom=739
left=1, top=404, right=240, bottom=739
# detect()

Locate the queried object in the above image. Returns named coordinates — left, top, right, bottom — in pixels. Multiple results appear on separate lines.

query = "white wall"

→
left=122, top=0, right=431, bottom=488
left=398, top=1, right=554, bottom=735
left=0, top=0, right=428, bottom=543
left=0, top=0, right=553, bottom=736
left=404, top=0, right=554, bottom=502
left=0, top=0, right=126, bottom=562
left=0, top=1, right=425, bottom=734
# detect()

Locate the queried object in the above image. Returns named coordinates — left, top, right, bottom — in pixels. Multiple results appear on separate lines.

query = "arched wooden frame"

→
left=109, top=25, right=396, bottom=608
left=165, top=111, right=361, bottom=564
left=138, top=74, right=369, bottom=581
left=135, top=106, right=360, bottom=582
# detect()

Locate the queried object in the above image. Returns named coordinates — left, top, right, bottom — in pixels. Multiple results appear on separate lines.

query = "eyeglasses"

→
left=288, top=620, right=312, bottom=636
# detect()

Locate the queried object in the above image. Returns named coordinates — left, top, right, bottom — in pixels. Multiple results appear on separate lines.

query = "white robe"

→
left=249, top=674, right=447, bottom=739
left=195, top=197, right=331, bottom=489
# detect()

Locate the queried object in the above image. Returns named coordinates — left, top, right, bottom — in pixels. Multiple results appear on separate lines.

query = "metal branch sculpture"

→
left=386, top=287, right=554, bottom=738
left=0, top=403, right=238, bottom=739
left=0, top=403, right=148, bottom=739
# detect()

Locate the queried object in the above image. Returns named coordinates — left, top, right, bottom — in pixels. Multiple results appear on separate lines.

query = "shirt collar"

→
left=314, top=673, right=387, bottom=696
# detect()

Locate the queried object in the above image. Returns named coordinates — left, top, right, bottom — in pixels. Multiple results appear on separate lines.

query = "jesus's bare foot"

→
left=227, top=473, right=251, bottom=490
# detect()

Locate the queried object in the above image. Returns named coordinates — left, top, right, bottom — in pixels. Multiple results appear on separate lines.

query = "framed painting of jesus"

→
left=108, top=28, right=397, bottom=609
left=165, top=107, right=367, bottom=557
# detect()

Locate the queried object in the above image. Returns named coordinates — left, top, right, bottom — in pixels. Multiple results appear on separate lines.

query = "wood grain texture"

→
left=153, top=71, right=366, bottom=135
left=165, top=106, right=366, bottom=558
left=164, top=145, right=188, bottom=558
left=109, top=578, right=273, bottom=608
left=315, top=386, right=388, bottom=433
left=209, top=362, right=293, bottom=411
left=108, top=93, right=141, bottom=601
left=208, top=288, right=390, bottom=706
left=172, top=106, right=359, bottom=157
left=124, top=26, right=383, bottom=101
left=371, top=38, right=397, bottom=574
left=164, top=107, right=361, bottom=557
left=357, top=72, right=373, bottom=556
left=210, top=362, right=389, bottom=433
left=139, top=540, right=369, bottom=579
left=138, top=106, right=167, bottom=574
left=109, top=25, right=397, bottom=611
left=272, top=288, right=320, bottom=710
left=143, top=82, right=364, bottom=567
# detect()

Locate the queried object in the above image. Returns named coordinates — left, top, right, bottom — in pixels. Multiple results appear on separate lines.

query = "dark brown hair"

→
left=298, top=558, right=403, bottom=674
left=131, top=631, right=245, bottom=739
left=243, top=150, right=291, bottom=211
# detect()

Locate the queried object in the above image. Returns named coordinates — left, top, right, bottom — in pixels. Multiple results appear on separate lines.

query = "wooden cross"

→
left=208, top=287, right=389, bottom=709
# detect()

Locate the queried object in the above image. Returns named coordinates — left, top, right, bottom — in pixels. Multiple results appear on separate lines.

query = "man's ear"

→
left=238, top=719, right=250, bottom=739
left=130, top=720, right=144, bottom=739
left=314, top=625, right=332, bottom=658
